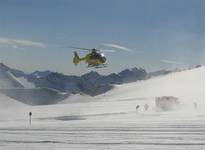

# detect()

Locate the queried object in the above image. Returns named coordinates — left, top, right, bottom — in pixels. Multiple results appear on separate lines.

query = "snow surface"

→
left=1, top=66, right=205, bottom=150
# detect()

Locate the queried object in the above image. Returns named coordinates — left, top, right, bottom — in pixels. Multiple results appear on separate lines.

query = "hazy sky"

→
left=0, top=0, right=205, bottom=75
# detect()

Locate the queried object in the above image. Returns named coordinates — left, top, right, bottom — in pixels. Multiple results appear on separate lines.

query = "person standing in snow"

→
left=136, top=105, right=140, bottom=112
left=29, top=112, right=32, bottom=125
left=194, top=102, right=198, bottom=110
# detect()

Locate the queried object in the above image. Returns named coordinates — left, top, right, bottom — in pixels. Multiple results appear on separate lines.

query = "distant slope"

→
left=0, top=92, right=26, bottom=108
left=0, top=63, right=25, bottom=89
left=0, top=88, right=68, bottom=105
left=8, top=72, right=35, bottom=88
left=0, top=63, right=25, bottom=77
left=97, top=66, right=205, bottom=104
left=0, top=70, right=24, bottom=89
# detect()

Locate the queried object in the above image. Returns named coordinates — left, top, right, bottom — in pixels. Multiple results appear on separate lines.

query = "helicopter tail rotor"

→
left=73, top=51, right=81, bottom=66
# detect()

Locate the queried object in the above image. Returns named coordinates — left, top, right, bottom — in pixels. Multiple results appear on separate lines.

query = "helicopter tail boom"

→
left=73, top=51, right=86, bottom=66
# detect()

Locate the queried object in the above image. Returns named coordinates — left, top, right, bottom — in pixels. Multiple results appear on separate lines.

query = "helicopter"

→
left=71, top=46, right=111, bottom=68
left=71, top=44, right=135, bottom=68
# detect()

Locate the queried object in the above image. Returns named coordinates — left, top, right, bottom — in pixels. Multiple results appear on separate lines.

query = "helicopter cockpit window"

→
left=100, top=53, right=105, bottom=57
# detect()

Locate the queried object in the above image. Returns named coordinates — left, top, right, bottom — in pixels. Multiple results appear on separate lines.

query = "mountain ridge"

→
left=0, top=63, right=186, bottom=105
left=0, top=63, right=181, bottom=94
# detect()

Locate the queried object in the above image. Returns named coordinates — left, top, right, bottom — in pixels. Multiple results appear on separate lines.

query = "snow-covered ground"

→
left=1, top=66, right=205, bottom=150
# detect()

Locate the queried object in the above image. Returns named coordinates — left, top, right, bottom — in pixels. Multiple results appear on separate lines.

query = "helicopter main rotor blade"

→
left=102, top=43, right=135, bottom=52
left=95, top=49, right=116, bottom=53
left=69, top=46, right=91, bottom=51
left=70, top=46, right=116, bottom=53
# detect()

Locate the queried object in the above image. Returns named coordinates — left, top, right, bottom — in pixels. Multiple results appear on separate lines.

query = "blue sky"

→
left=0, top=0, right=205, bottom=75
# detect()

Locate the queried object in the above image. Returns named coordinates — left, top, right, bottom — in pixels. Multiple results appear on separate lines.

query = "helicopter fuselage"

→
left=85, top=52, right=106, bottom=66
left=73, top=51, right=107, bottom=67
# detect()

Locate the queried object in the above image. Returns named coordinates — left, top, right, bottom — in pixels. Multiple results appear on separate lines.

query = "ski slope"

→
left=1, top=66, right=205, bottom=150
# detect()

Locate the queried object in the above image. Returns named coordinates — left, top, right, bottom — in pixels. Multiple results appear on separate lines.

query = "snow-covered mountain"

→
left=0, top=63, right=25, bottom=77
left=0, top=63, right=177, bottom=105
left=0, top=64, right=68, bottom=105
left=27, top=67, right=148, bottom=96
left=30, top=70, right=52, bottom=78
left=0, top=63, right=176, bottom=96
left=0, top=63, right=31, bottom=89
left=0, top=69, right=24, bottom=89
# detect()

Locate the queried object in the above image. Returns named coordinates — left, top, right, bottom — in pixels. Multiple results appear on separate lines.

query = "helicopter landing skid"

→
left=87, top=64, right=107, bottom=68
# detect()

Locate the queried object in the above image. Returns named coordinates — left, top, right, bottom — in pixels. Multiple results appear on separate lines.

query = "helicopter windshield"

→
left=100, top=53, right=105, bottom=57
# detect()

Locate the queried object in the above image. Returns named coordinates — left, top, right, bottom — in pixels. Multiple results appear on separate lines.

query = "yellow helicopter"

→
left=71, top=46, right=113, bottom=68
left=71, top=44, right=135, bottom=68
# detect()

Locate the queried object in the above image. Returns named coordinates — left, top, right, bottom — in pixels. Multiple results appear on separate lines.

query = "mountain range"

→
left=0, top=63, right=178, bottom=105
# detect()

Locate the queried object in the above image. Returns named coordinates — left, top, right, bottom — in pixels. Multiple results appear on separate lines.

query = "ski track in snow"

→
left=1, top=113, right=205, bottom=150
left=1, top=104, right=205, bottom=150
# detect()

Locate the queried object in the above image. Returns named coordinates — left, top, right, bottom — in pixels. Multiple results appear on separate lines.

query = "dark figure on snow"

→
left=136, top=105, right=140, bottom=112
left=29, top=112, right=32, bottom=125
left=194, top=102, right=198, bottom=109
